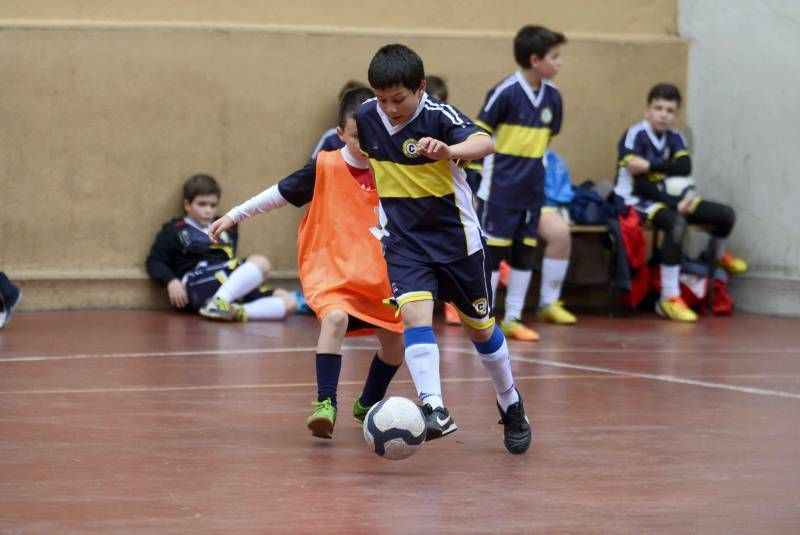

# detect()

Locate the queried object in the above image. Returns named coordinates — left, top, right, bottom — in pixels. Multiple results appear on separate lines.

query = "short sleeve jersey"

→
left=614, top=120, right=690, bottom=204
left=356, top=93, right=488, bottom=263
left=475, top=72, right=563, bottom=210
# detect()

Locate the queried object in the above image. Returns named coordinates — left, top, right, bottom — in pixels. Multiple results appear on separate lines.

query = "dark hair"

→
left=514, top=25, right=566, bottom=68
left=425, top=75, right=448, bottom=102
left=647, top=83, right=682, bottom=107
left=338, top=87, right=375, bottom=128
left=183, top=174, right=221, bottom=202
left=368, top=44, right=425, bottom=92
left=338, top=80, right=368, bottom=101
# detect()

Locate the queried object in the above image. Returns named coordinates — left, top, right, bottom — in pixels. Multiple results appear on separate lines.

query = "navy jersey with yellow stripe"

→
left=356, top=93, right=488, bottom=263
left=614, top=120, right=689, bottom=205
left=475, top=72, right=563, bottom=210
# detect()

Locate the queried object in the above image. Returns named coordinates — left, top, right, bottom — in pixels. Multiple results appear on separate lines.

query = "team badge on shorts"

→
left=472, top=298, right=489, bottom=316
left=540, top=107, right=553, bottom=125
left=402, top=139, right=420, bottom=159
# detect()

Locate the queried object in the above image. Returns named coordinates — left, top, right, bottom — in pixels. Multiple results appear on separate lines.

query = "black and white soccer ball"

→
left=363, top=396, right=426, bottom=460
left=661, top=175, right=696, bottom=200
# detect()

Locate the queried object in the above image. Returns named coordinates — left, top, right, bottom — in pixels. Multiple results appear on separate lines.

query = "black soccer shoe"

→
left=421, top=404, right=458, bottom=441
left=497, top=394, right=532, bottom=454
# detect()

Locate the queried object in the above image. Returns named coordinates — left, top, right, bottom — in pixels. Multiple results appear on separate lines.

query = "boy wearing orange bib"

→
left=209, top=89, right=403, bottom=439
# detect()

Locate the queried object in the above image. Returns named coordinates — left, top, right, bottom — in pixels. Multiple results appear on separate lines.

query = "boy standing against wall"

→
left=476, top=25, right=577, bottom=342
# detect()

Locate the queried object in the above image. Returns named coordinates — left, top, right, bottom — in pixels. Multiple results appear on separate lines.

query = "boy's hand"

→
left=677, top=192, right=697, bottom=215
left=209, top=215, right=234, bottom=244
left=417, top=137, right=452, bottom=160
left=627, top=156, right=651, bottom=175
left=167, top=279, right=189, bottom=309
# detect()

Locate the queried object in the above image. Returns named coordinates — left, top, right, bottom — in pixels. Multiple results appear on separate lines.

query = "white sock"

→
left=539, top=257, right=569, bottom=307
left=405, top=343, right=442, bottom=408
left=213, top=261, right=263, bottom=303
left=714, top=238, right=727, bottom=261
left=661, top=264, right=681, bottom=300
left=241, top=296, right=287, bottom=320
left=477, top=338, right=519, bottom=412
left=504, top=268, right=532, bottom=321
left=490, top=271, right=500, bottom=305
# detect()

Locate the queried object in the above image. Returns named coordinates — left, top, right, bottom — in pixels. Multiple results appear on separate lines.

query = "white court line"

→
left=0, top=374, right=619, bottom=396
left=438, top=344, right=800, bottom=400
left=0, top=346, right=321, bottom=362
left=508, top=354, right=800, bottom=400
left=1, top=343, right=798, bottom=400
left=2, top=343, right=798, bottom=363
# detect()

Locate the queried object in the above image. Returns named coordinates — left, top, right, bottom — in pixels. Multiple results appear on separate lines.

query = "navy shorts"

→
left=182, top=259, right=273, bottom=311
left=478, top=200, right=541, bottom=248
left=384, top=246, right=495, bottom=329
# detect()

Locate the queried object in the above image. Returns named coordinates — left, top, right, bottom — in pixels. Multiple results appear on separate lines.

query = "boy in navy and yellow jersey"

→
left=146, top=174, right=301, bottom=321
left=356, top=44, right=531, bottom=454
left=476, top=25, right=577, bottom=342
left=613, top=83, right=747, bottom=322
left=210, top=88, right=405, bottom=440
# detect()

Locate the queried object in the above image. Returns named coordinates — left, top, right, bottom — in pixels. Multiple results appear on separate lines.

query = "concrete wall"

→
left=1, top=1, right=685, bottom=310
left=679, top=0, right=800, bottom=316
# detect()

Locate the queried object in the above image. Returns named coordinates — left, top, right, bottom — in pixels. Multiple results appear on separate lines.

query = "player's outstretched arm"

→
left=447, top=133, right=494, bottom=161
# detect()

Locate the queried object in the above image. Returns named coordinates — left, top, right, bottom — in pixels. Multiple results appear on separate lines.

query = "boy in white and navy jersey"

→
left=613, top=83, right=747, bottom=322
left=476, top=25, right=577, bottom=342
left=356, top=44, right=531, bottom=454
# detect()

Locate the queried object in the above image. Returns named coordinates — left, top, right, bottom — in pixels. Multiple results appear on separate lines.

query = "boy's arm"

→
left=632, top=175, right=681, bottom=209
left=146, top=224, right=190, bottom=308
left=421, top=101, right=495, bottom=162
left=648, top=154, right=691, bottom=176
left=209, top=160, right=317, bottom=243
left=650, top=133, right=692, bottom=176
left=417, top=133, right=494, bottom=162
left=145, top=224, right=180, bottom=286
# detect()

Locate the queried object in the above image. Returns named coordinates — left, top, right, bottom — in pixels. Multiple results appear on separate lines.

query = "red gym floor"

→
left=1, top=311, right=799, bottom=532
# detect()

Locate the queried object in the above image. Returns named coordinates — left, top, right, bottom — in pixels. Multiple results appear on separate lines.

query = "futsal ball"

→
left=363, top=396, right=426, bottom=460
left=662, top=175, right=696, bottom=199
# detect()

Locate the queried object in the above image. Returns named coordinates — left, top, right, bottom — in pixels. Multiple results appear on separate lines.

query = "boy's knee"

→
left=721, top=205, right=736, bottom=232
left=322, top=308, right=349, bottom=330
left=246, top=254, right=271, bottom=275
left=548, top=221, right=571, bottom=253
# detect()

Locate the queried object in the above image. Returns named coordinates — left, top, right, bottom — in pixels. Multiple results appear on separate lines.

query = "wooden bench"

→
left=566, top=223, right=718, bottom=315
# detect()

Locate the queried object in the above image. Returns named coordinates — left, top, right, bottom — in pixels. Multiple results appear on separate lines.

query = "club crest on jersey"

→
left=402, top=139, right=420, bottom=159
left=540, top=107, right=553, bottom=125
left=472, top=298, right=489, bottom=316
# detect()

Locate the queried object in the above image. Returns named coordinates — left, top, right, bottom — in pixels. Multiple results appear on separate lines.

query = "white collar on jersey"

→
left=184, top=217, right=210, bottom=233
left=642, top=120, right=667, bottom=151
left=376, top=92, right=429, bottom=135
left=515, top=71, right=549, bottom=109
left=340, top=144, right=369, bottom=169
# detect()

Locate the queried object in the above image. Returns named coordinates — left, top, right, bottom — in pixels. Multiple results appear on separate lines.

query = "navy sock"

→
left=316, top=353, right=342, bottom=406
left=359, top=353, right=401, bottom=407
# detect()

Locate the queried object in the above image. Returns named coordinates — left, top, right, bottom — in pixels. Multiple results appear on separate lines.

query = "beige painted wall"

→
left=1, top=3, right=685, bottom=310
left=1, top=0, right=677, bottom=34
